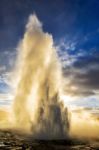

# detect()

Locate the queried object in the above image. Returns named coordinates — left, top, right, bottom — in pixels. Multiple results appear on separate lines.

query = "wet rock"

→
left=0, top=130, right=99, bottom=150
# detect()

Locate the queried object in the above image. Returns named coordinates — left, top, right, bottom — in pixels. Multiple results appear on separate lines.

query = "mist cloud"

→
left=13, top=14, right=69, bottom=139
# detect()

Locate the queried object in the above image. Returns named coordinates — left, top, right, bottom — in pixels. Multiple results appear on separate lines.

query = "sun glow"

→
left=60, top=95, right=76, bottom=107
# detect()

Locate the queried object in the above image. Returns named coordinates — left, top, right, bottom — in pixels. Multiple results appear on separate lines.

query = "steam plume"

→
left=13, top=14, right=69, bottom=139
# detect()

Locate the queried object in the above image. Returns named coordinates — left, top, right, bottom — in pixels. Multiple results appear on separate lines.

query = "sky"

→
left=0, top=0, right=99, bottom=109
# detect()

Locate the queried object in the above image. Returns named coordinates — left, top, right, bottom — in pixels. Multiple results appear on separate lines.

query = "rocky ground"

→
left=0, top=130, right=99, bottom=150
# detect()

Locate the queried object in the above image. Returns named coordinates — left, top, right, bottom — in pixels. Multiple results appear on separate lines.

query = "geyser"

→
left=13, top=14, right=69, bottom=139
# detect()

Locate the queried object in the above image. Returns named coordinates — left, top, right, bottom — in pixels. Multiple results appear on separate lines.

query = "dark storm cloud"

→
left=73, top=54, right=99, bottom=69
left=63, top=53, right=99, bottom=97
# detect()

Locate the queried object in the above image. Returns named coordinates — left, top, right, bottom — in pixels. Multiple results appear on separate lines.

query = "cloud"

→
left=0, top=76, right=13, bottom=108
left=0, top=49, right=17, bottom=107
left=0, top=49, right=17, bottom=97
left=57, top=38, right=77, bottom=52
left=56, top=40, right=78, bottom=68
left=0, top=66, right=6, bottom=73
left=63, top=58, right=99, bottom=97
left=0, top=94, right=12, bottom=109
left=70, top=55, right=99, bottom=96
left=57, top=38, right=99, bottom=98
left=0, top=49, right=16, bottom=72
left=63, top=96, right=99, bottom=108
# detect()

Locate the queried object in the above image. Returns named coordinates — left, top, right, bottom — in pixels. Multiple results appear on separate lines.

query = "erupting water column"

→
left=13, top=14, right=69, bottom=139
